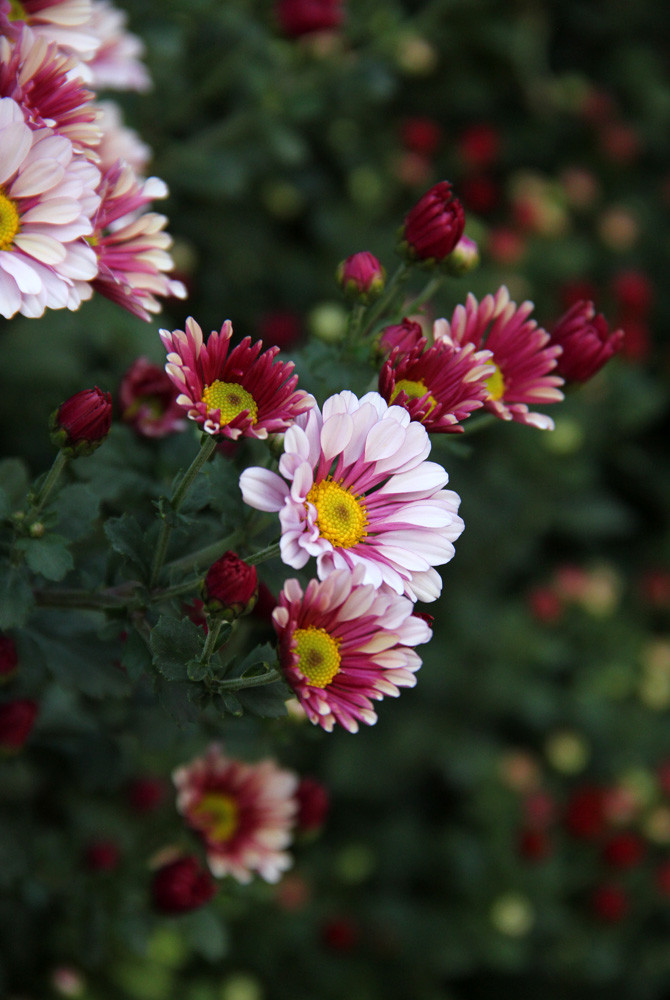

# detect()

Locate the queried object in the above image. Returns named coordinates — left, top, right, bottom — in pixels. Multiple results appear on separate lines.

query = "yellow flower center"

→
left=485, top=364, right=506, bottom=401
left=0, top=188, right=20, bottom=251
left=192, top=792, right=239, bottom=842
left=306, top=477, right=368, bottom=549
left=390, top=378, right=437, bottom=414
left=201, top=380, right=258, bottom=425
left=7, top=0, right=26, bottom=20
left=294, top=626, right=341, bottom=688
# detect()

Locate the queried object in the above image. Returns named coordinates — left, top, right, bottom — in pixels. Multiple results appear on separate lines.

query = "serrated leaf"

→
left=237, top=679, right=290, bottom=718
left=53, top=483, right=101, bottom=540
left=224, top=641, right=277, bottom=680
left=186, top=657, right=209, bottom=682
left=17, top=534, right=74, bottom=581
left=218, top=692, right=243, bottom=716
left=33, top=632, right=129, bottom=698
left=121, top=628, right=153, bottom=682
left=104, top=513, right=148, bottom=575
left=150, top=615, right=203, bottom=680
left=0, top=566, right=34, bottom=628
left=155, top=677, right=199, bottom=728
left=0, top=458, right=29, bottom=507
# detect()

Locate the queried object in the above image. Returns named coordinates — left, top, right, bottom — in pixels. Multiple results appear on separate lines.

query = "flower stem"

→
left=362, top=261, right=411, bottom=337
left=28, top=450, right=69, bottom=519
left=214, top=667, right=282, bottom=691
left=403, top=274, right=445, bottom=317
left=149, top=435, right=218, bottom=588
left=245, top=540, right=281, bottom=566
left=162, top=530, right=246, bottom=578
left=34, top=583, right=142, bottom=612
left=200, top=618, right=225, bottom=664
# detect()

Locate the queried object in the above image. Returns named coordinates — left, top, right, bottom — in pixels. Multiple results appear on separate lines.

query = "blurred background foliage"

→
left=2, top=0, right=670, bottom=997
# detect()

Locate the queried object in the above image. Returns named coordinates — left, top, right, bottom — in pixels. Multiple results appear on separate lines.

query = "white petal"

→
left=0, top=252, right=42, bottom=294
left=239, top=468, right=288, bottom=512
left=0, top=121, right=33, bottom=185
left=10, top=158, right=65, bottom=198
left=13, top=232, right=66, bottom=264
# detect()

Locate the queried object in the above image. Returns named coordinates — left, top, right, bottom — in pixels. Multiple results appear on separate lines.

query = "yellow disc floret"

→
left=201, top=380, right=258, bottom=425
left=306, top=477, right=368, bottom=549
left=0, top=188, right=20, bottom=251
left=7, top=0, right=26, bottom=21
left=294, top=626, right=341, bottom=688
left=390, top=378, right=437, bottom=415
left=193, top=792, right=239, bottom=841
left=485, top=364, right=506, bottom=401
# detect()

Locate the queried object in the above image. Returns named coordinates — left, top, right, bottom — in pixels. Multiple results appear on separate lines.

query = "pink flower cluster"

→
left=0, top=2, right=185, bottom=320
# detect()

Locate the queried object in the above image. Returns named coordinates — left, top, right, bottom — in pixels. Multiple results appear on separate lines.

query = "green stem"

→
left=403, top=274, right=445, bottom=319
left=28, top=450, right=69, bottom=519
left=153, top=576, right=203, bottom=602
left=362, top=262, right=411, bottom=337
left=149, top=435, right=218, bottom=588
left=34, top=584, right=142, bottom=612
left=245, top=540, right=281, bottom=566
left=345, top=302, right=366, bottom=350
left=162, top=530, right=245, bottom=578
left=214, top=667, right=281, bottom=692
left=200, top=618, right=225, bottom=664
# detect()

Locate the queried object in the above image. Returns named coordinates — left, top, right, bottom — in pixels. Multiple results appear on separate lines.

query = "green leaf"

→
left=0, top=458, right=29, bottom=507
left=104, top=513, right=149, bottom=575
left=180, top=908, right=228, bottom=961
left=237, top=679, right=290, bottom=718
left=0, top=487, right=10, bottom=521
left=53, top=483, right=101, bottom=540
left=186, top=657, right=209, bottom=682
left=150, top=615, right=203, bottom=680
left=224, top=641, right=277, bottom=680
left=16, top=534, right=74, bottom=581
left=155, top=677, right=199, bottom=728
left=0, top=566, right=34, bottom=628
left=121, top=628, right=153, bottom=682
left=33, top=631, right=129, bottom=698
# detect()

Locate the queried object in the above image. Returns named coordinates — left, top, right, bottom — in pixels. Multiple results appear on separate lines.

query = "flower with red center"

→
left=377, top=317, right=423, bottom=357
left=160, top=316, right=313, bottom=441
left=151, top=855, right=216, bottom=914
left=272, top=566, right=432, bottom=732
left=0, top=698, right=37, bottom=751
left=50, top=386, right=112, bottom=455
left=86, top=159, right=186, bottom=321
left=295, top=777, right=330, bottom=832
left=202, top=551, right=258, bottom=620
left=173, top=744, right=298, bottom=883
left=275, top=0, right=344, bottom=37
left=0, top=97, right=100, bottom=319
left=549, top=300, right=624, bottom=382
left=0, top=29, right=100, bottom=153
left=336, top=251, right=385, bottom=302
left=378, top=338, right=494, bottom=434
left=602, top=832, right=645, bottom=870
left=0, top=634, right=19, bottom=683
left=0, top=0, right=100, bottom=61
left=240, top=390, right=464, bottom=602
left=399, top=180, right=465, bottom=264
left=590, top=883, right=629, bottom=923
left=86, top=0, right=151, bottom=93
left=433, top=286, right=564, bottom=430
left=119, top=357, right=185, bottom=438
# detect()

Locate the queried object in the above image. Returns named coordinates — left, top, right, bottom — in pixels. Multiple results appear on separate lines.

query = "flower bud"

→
left=336, top=251, right=386, bottom=303
left=295, top=777, right=330, bottom=833
left=202, top=552, right=258, bottom=620
left=0, top=699, right=37, bottom=752
left=50, top=387, right=112, bottom=456
left=119, top=358, right=185, bottom=438
left=398, top=181, right=465, bottom=265
left=151, top=855, right=216, bottom=914
left=0, top=634, right=19, bottom=684
left=549, top=300, right=624, bottom=382
left=442, top=234, right=479, bottom=276
left=377, top=317, right=423, bottom=358
left=275, top=0, right=344, bottom=37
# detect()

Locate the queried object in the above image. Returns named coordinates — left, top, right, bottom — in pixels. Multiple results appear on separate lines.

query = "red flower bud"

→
left=202, top=552, right=258, bottom=620
left=119, top=358, right=185, bottom=438
left=549, top=301, right=624, bottom=382
left=50, top=387, right=112, bottom=456
left=611, top=269, right=653, bottom=316
left=602, top=832, right=645, bottom=870
left=590, top=883, right=629, bottom=923
left=336, top=251, right=386, bottom=302
left=0, top=634, right=19, bottom=683
left=399, top=181, right=465, bottom=265
left=399, top=117, right=442, bottom=157
left=0, top=699, right=37, bottom=752
left=275, top=0, right=344, bottom=37
left=458, top=123, right=501, bottom=169
left=295, top=777, right=330, bottom=832
left=152, top=855, right=216, bottom=914
left=378, top=318, right=424, bottom=357
left=84, top=839, right=120, bottom=872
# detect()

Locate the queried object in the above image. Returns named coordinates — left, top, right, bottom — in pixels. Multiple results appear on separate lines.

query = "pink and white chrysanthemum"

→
left=378, top=338, right=494, bottom=433
left=433, top=285, right=564, bottom=430
left=0, top=96, right=99, bottom=319
left=86, top=0, right=151, bottom=92
left=273, top=566, right=432, bottom=733
left=85, top=158, right=186, bottom=320
left=0, top=29, right=100, bottom=153
left=240, top=390, right=464, bottom=602
left=173, top=744, right=298, bottom=884
left=0, top=0, right=101, bottom=62
left=96, top=100, right=151, bottom=173
left=160, top=316, right=314, bottom=440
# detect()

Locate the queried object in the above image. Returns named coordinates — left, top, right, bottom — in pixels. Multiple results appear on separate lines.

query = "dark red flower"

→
left=611, top=269, right=654, bottom=316
left=378, top=318, right=424, bottom=357
left=617, top=315, right=649, bottom=363
left=590, top=883, right=629, bottom=923
left=565, top=786, right=607, bottom=840
left=84, top=839, right=121, bottom=872
left=518, top=828, right=552, bottom=861
left=275, top=0, right=344, bottom=37
left=50, top=387, right=112, bottom=456
left=295, top=777, right=330, bottom=833
left=602, top=832, right=645, bottom=870
left=527, top=586, right=563, bottom=624
left=257, top=310, right=303, bottom=350
left=640, top=570, right=670, bottom=609
left=412, top=611, right=434, bottom=629
left=152, top=855, right=217, bottom=914
left=458, top=123, right=501, bottom=169
left=0, top=699, right=37, bottom=751
left=0, top=635, right=18, bottom=683
left=558, top=279, right=600, bottom=311
left=119, top=357, right=185, bottom=438
left=459, top=175, right=500, bottom=215
left=202, top=552, right=258, bottom=620
left=400, top=117, right=443, bottom=158
left=336, top=251, right=385, bottom=302
left=523, top=791, right=556, bottom=828
left=126, top=776, right=167, bottom=813
left=252, top=581, right=278, bottom=626
left=549, top=300, right=624, bottom=382
left=399, top=181, right=465, bottom=264
left=321, top=917, right=358, bottom=951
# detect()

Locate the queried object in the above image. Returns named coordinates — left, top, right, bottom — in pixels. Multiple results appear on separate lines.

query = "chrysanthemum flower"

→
left=173, top=744, right=298, bottom=884
left=85, top=159, right=186, bottom=321
left=160, top=316, right=314, bottom=440
left=0, top=0, right=100, bottom=62
left=549, top=299, right=624, bottom=382
left=378, top=338, right=494, bottom=433
left=87, top=0, right=151, bottom=93
left=0, top=29, right=100, bottom=153
left=240, top=390, right=464, bottom=601
left=96, top=100, right=151, bottom=173
left=273, top=566, right=432, bottom=732
left=434, top=285, right=564, bottom=430
left=0, top=97, right=99, bottom=319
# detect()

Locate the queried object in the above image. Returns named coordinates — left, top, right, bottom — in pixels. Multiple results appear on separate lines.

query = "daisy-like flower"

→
left=0, top=0, right=101, bottom=62
left=96, top=100, right=151, bottom=173
left=160, top=315, right=314, bottom=440
left=173, top=744, right=298, bottom=884
left=240, top=390, right=464, bottom=601
left=434, top=285, right=564, bottom=430
left=85, top=158, right=186, bottom=320
left=273, top=566, right=432, bottom=733
left=87, top=0, right=151, bottom=93
left=0, top=96, right=99, bottom=319
left=0, top=29, right=100, bottom=153
left=549, top=299, right=624, bottom=383
left=378, top=338, right=494, bottom=433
